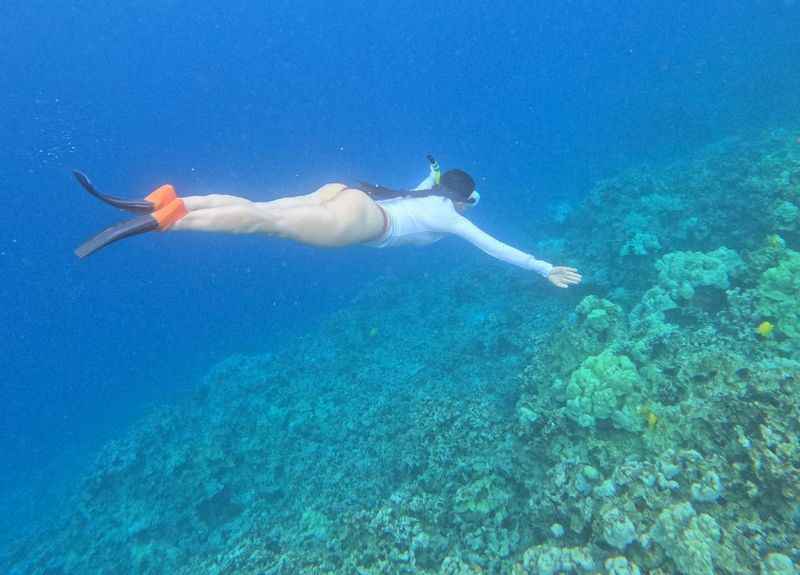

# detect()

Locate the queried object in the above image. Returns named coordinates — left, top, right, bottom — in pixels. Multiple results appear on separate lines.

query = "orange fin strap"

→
left=145, top=184, right=177, bottom=210
left=153, top=198, right=187, bottom=230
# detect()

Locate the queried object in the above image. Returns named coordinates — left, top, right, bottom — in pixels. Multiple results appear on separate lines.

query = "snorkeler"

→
left=73, top=156, right=582, bottom=288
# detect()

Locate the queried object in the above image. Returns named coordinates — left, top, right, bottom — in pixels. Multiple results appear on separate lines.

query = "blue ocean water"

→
left=2, top=0, right=800, bottom=569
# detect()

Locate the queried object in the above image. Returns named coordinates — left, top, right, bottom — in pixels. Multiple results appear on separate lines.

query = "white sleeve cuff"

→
left=529, top=258, right=553, bottom=278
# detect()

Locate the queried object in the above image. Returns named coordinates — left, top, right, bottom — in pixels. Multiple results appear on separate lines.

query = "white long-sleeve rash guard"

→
left=365, top=171, right=553, bottom=278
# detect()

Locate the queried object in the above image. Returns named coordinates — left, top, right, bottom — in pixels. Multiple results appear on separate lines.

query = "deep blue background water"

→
left=1, top=0, right=799, bottom=537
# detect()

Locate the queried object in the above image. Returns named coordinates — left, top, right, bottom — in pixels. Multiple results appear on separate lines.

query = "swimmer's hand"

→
left=548, top=266, right=582, bottom=288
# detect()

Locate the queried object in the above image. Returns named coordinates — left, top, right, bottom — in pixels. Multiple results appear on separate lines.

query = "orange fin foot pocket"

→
left=145, top=184, right=177, bottom=210
left=153, top=198, right=188, bottom=230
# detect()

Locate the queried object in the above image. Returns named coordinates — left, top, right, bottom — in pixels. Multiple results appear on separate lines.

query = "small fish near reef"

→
left=756, top=321, right=774, bottom=338
left=639, top=405, right=659, bottom=430
left=766, top=234, right=784, bottom=249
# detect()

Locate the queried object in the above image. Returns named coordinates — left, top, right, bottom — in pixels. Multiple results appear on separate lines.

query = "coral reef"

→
left=757, top=249, right=800, bottom=344
left=564, top=350, right=643, bottom=431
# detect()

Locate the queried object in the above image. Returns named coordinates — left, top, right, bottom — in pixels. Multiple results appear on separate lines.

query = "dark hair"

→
left=440, top=169, right=475, bottom=200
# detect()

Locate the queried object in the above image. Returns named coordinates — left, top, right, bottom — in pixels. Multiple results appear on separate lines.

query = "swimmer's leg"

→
left=252, top=183, right=349, bottom=209
left=173, top=187, right=384, bottom=247
left=74, top=177, right=376, bottom=257
left=178, top=183, right=349, bottom=212
left=73, top=174, right=257, bottom=257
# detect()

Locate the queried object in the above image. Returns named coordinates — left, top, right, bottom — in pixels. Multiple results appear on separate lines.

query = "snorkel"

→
left=426, top=154, right=442, bottom=185
left=427, top=155, right=480, bottom=206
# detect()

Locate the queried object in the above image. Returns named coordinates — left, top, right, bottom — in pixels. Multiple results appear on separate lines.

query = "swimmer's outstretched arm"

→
left=446, top=215, right=582, bottom=288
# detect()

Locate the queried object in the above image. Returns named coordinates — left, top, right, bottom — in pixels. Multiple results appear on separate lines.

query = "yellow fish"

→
left=756, top=321, right=774, bottom=337
left=766, top=234, right=784, bottom=249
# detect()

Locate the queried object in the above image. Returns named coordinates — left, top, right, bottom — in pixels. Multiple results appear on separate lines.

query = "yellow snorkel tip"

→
left=426, top=154, right=441, bottom=185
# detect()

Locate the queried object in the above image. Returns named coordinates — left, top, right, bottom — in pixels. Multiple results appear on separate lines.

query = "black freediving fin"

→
left=72, top=170, right=156, bottom=213
left=74, top=214, right=160, bottom=258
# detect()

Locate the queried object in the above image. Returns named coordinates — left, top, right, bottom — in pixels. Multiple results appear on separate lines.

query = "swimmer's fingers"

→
left=547, top=266, right=583, bottom=288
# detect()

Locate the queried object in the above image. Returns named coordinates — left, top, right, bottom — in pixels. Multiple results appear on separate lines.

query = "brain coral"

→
left=655, top=247, right=744, bottom=301
left=565, top=350, right=643, bottom=432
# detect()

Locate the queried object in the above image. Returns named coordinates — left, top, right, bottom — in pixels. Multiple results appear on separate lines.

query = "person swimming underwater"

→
left=73, top=156, right=582, bottom=288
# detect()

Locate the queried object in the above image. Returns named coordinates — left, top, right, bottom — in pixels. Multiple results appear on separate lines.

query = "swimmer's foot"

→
left=72, top=170, right=177, bottom=213
left=74, top=198, right=187, bottom=258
